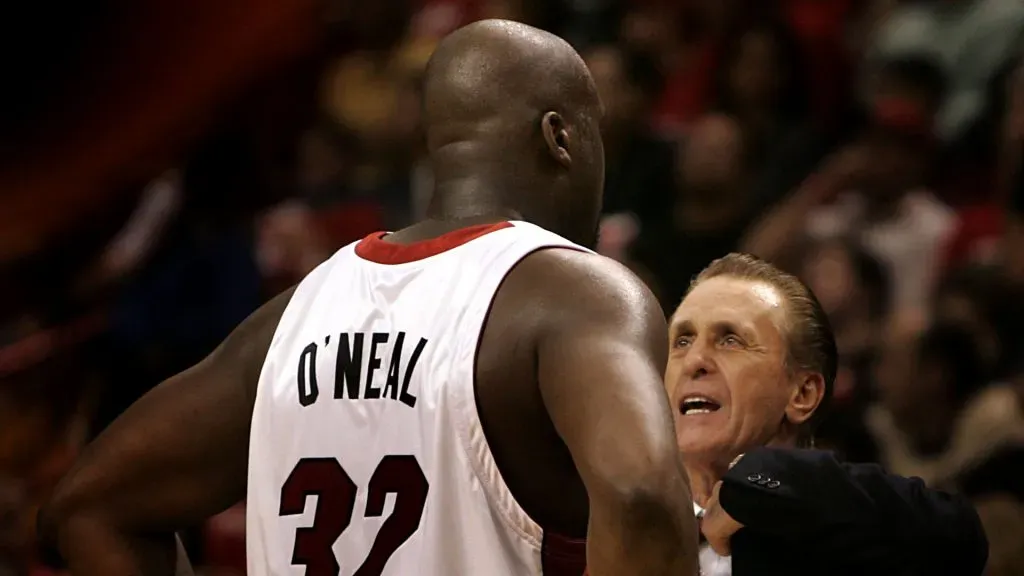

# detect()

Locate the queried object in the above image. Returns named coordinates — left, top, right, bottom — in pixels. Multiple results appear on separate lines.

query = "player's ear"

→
left=541, top=111, right=572, bottom=168
left=784, top=371, right=824, bottom=426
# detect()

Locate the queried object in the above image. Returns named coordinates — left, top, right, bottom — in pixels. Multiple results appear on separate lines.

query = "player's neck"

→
left=427, top=175, right=525, bottom=223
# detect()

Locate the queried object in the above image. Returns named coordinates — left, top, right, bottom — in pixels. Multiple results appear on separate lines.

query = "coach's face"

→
left=666, top=276, right=797, bottom=465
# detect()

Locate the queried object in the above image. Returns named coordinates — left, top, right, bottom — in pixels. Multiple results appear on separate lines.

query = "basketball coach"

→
left=666, top=253, right=988, bottom=576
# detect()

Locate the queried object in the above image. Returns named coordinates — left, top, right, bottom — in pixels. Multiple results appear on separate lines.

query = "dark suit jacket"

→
left=719, top=447, right=989, bottom=576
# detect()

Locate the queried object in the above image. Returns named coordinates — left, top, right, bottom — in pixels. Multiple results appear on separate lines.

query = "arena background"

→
left=2, top=0, right=1024, bottom=573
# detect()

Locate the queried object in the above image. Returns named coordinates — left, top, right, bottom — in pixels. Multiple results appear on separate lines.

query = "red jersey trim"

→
left=354, top=221, right=513, bottom=265
left=542, top=530, right=587, bottom=575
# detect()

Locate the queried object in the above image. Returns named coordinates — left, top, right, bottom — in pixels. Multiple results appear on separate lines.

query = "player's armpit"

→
left=38, top=287, right=296, bottom=575
left=531, top=250, right=699, bottom=576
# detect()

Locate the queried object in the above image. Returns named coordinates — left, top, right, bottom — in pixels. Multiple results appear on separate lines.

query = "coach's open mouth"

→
left=679, top=395, right=721, bottom=416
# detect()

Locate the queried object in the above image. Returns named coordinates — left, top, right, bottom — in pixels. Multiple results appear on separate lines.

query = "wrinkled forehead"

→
left=670, top=277, right=789, bottom=339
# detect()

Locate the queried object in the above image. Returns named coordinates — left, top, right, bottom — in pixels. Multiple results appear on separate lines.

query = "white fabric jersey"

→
left=247, top=221, right=590, bottom=576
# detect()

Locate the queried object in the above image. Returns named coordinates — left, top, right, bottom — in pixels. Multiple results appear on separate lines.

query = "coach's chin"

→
left=666, top=254, right=829, bottom=507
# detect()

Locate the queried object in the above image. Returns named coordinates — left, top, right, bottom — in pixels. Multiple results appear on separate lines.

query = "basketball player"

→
left=39, top=20, right=699, bottom=576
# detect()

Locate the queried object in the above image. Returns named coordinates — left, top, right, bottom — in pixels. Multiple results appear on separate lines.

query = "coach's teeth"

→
left=681, top=396, right=720, bottom=415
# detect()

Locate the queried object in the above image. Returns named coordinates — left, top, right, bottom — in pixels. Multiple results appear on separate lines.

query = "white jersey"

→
left=247, top=221, right=591, bottom=576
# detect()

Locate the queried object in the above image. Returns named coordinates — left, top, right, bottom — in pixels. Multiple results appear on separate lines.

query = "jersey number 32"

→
left=279, top=455, right=429, bottom=576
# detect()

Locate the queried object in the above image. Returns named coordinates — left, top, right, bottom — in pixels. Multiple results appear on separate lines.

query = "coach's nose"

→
left=679, top=338, right=717, bottom=383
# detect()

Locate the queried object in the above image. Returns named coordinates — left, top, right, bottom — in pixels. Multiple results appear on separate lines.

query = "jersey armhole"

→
left=448, top=243, right=590, bottom=561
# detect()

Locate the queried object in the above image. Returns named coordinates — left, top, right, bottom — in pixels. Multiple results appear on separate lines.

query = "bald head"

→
left=423, top=20, right=598, bottom=143
left=421, top=20, right=606, bottom=248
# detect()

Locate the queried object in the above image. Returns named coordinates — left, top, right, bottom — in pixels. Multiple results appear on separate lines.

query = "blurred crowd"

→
left=3, top=0, right=1024, bottom=574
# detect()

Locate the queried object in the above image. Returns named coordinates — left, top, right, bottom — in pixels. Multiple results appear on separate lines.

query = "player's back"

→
left=247, top=221, right=590, bottom=576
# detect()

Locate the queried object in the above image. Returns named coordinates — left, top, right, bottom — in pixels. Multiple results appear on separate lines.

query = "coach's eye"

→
left=721, top=334, right=743, bottom=347
left=673, top=336, right=691, bottom=349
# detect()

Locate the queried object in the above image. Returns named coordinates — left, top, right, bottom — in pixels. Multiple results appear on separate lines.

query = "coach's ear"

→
left=785, top=371, right=825, bottom=426
left=541, top=111, right=572, bottom=168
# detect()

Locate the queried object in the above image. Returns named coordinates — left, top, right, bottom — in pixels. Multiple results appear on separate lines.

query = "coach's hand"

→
left=700, top=453, right=746, bottom=556
left=700, top=480, right=743, bottom=556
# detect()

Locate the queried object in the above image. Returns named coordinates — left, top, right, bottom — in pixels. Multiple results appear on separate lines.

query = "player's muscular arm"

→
left=38, top=287, right=296, bottom=575
left=533, top=251, right=700, bottom=576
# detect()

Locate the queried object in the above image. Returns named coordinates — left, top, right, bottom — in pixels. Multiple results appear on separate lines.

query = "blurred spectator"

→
left=933, top=273, right=1024, bottom=505
left=318, top=13, right=429, bottom=236
left=584, top=44, right=675, bottom=226
left=619, top=2, right=684, bottom=59
left=870, top=57, right=948, bottom=126
left=333, top=0, right=413, bottom=53
left=801, top=240, right=889, bottom=361
left=0, top=317, right=101, bottom=573
left=290, top=123, right=387, bottom=248
left=778, top=0, right=860, bottom=126
left=558, top=0, right=624, bottom=49
left=596, top=213, right=641, bottom=264
left=256, top=201, right=331, bottom=291
left=933, top=266, right=1024, bottom=382
left=867, top=321, right=1024, bottom=497
left=1004, top=59, right=1024, bottom=286
left=867, top=0, right=1024, bottom=142
left=712, top=16, right=825, bottom=208
left=629, top=114, right=754, bottom=311
left=717, top=17, right=810, bottom=131
left=868, top=56, right=1004, bottom=208
left=0, top=474, right=27, bottom=574
left=941, top=202, right=1004, bottom=270
left=636, top=3, right=714, bottom=136
left=799, top=239, right=889, bottom=462
left=72, top=172, right=183, bottom=301
left=92, top=158, right=265, bottom=434
left=320, top=0, right=418, bottom=147
left=744, top=87, right=955, bottom=324
left=407, top=0, right=475, bottom=40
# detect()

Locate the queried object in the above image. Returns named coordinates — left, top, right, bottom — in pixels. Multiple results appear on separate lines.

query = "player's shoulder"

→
left=508, top=248, right=663, bottom=326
